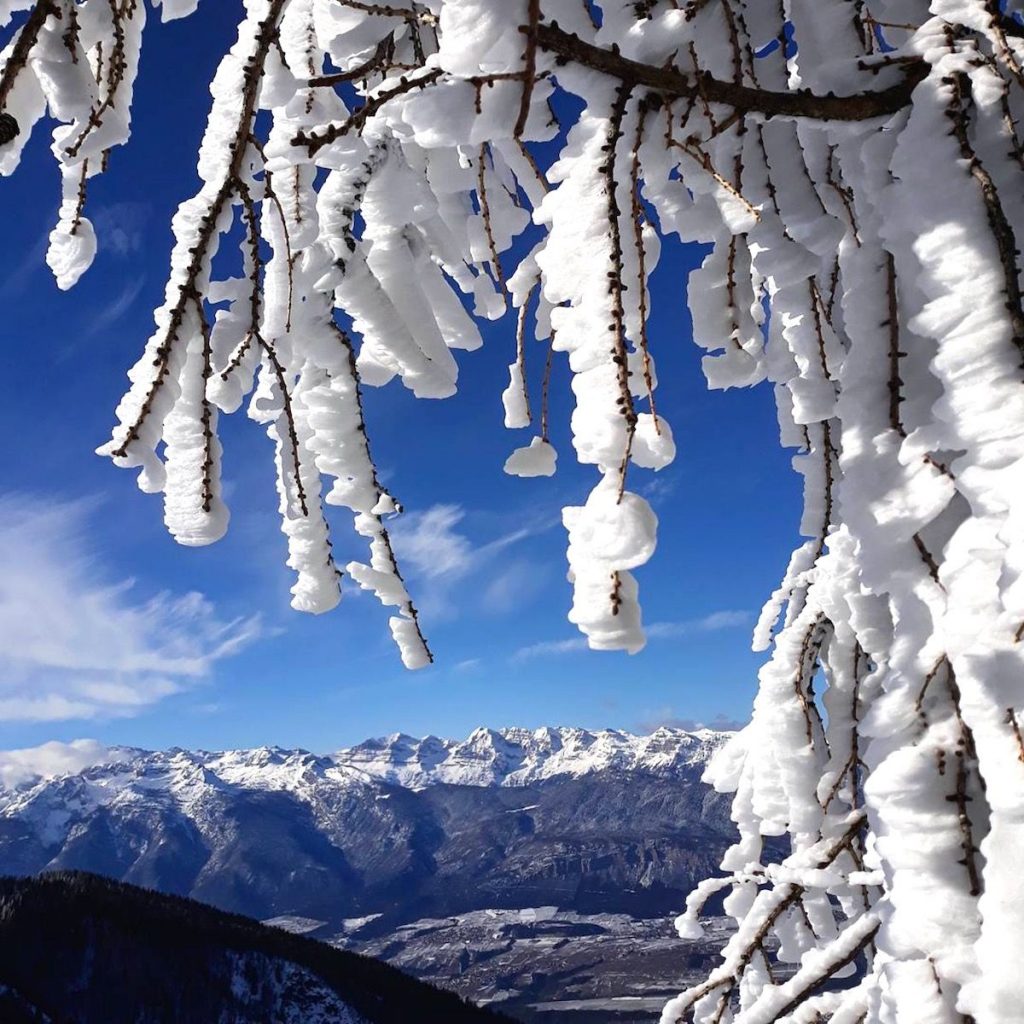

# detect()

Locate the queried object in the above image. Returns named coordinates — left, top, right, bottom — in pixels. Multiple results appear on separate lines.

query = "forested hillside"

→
left=0, top=872, right=514, bottom=1024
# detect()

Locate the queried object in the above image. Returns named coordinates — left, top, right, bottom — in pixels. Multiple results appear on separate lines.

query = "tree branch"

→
left=671, top=813, right=868, bottom=1023
left=946, top=70, right=1024, bottom=366
left=535, top=22, right=927, bottom=121
left=767, top=917, right=880, bottom=1020
left=514, top=0, right=541, bottom=138
left=294, top=68, right=441, bottom=153
left=110, top=0, right=289, bottom=459
left=307, top=34, right=393, bottom=87
left=0, top=0, right=59, bottom=114
left=335, top=0, right=436, bottom=24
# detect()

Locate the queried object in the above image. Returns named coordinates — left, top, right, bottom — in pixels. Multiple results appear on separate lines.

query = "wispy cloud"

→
left=645, top=609, right=751, bottom=638
left=0, top=203, right=150, bottom=305
left=386, top=503, right=534, bottom=619
left=512, top=609, right=751, bottom=662
left=79, top=275, right=146, bottom=342
left=639, top=473, right=678, bottom=506
left=0, top=738, right=122, bottom=790
left=481, top=560, right=546, bottom=614
left=0, top=229, right=48, bottom=301
left=190, top=701, right=225, bottom=717
left=512, top=637, right=589, bottom=662
left=636, top=710, right=748, bottom=734
left=91, top=201, right=151, bottom=256
left=387, top=504, right=476, bottom=580
left=0, top=494, right=261, bottom=722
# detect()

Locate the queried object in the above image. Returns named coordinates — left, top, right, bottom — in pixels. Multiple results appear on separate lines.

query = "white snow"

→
left=6, top=1, right=1024, bottom=1019
left=334, top=725, right=729, bottom=790
left=503, top=436, right=557, bottom=477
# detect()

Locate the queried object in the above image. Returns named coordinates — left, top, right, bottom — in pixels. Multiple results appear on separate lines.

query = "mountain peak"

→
left=334, top=725, right=729, bottom=790
left=0, top=724, right=737, bottom=988
left=0, top=726, right=732, bottom=804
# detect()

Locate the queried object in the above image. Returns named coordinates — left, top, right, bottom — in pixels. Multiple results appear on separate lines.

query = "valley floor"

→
left=315, top=909, right=735, bottom=1023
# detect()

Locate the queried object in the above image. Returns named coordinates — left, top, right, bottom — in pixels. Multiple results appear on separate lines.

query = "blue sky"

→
left=0, top=4, right=801, bottom=754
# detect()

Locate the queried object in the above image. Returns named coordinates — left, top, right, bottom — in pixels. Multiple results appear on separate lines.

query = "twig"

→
left=630, top=99, right=658, bottom=425
left=257, top=334, right=309, bottom=517
left=332, top=324, right=433, bottom=663
left=884, top=250, right=905, bottom=436
left=0, top=0, right=60, bottom=112
left=335, top=0, right=436, bottom=24
left=110, top=0, right=290, bottom=458
left=945, top=68, right=1024, bottom=366
left=476, top=143, right=506, bottom=294
left=294, top=68, right=441, bottom=153
left=541, top=331, right=554, bottom=442
left=307, top=35, right=394, bottom=87
left=602, top=84, right=639, bottom=502
left=514, top=0, right=541, bottom=138
left=514, top=283, right=536, bottom=423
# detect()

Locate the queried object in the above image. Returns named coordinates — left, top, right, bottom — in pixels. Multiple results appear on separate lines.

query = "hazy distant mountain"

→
left=0, top=871, right=513, bottom=1023
left=0, top=726, right=738, bottom=1021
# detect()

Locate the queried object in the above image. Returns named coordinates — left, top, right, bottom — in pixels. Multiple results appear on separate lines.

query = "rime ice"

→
left=3, top=1, right=1024, bottom=1020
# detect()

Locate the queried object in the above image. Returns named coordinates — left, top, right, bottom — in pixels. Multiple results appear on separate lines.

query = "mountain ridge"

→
left=0, top=725, right=732, bottom=807
left=334, top=725, right=730, bottom=789
left=0, top=725, right=739, bottom=1022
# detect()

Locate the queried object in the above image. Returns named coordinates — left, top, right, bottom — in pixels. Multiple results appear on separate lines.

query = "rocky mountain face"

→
left=0, top=727, right=738, bottom=1021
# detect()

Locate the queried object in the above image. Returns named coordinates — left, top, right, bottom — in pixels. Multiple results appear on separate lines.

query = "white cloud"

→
left=636, top=710, right=747, bottom=734
left=640, top=473, right=678, bottom=506
left=190, top=701, right=225, bottom=716
left=80, top=275, right=146, bottom=341
left=0, top=229, right=48, bottom=301
left=0, top=494, right=261, bottom=722
left=91, top=201, right=151, bottom=256
left=0, top=738, right=122, bottom=790
left=0, top=204, right=149, bottom=306
left=645, top=609, right=751, bottom=638
left=512, top=637, right=589, bottom=662
left=481, top=560, right=545, bottom=614
left=387, top=504, right=475, bottom=580
left=512, top=610, right=751, bottom=662
left=386, top=504, right=533, bottom=619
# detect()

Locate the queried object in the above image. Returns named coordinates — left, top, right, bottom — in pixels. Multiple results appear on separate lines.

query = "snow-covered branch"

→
left=533, top=22, right=929, bottom=122
left=4, top=0, right=1024, bottom=1017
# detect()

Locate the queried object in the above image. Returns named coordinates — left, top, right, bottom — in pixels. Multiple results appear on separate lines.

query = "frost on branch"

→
left=4, top=0, right=1024, bottom=1018
left=1, top=0, right=148, bottom=286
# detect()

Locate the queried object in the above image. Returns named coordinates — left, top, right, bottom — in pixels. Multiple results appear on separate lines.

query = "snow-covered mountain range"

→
left=0, top=726, right=736, bottom=1022
left=0, top=727, right=734, bottom=909
left=1, top=725, right=728, bottom=799
left=335, top=725, right=728, bottom=788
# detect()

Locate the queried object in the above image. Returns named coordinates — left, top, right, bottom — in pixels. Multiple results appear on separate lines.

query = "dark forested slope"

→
left=0, top=872, right=515, bottom=1024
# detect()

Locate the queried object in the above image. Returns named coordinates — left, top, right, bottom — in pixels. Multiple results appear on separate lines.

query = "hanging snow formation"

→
left=3, top=0, right=1024, bottom=1019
